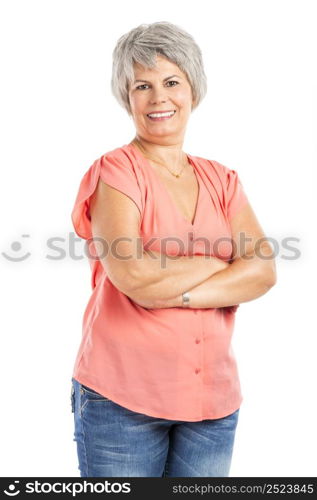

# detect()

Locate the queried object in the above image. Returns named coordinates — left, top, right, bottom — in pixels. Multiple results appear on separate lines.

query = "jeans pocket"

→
left=80, top=383, right=110, bottom=400
left=79, top=383, right=111, bottom=415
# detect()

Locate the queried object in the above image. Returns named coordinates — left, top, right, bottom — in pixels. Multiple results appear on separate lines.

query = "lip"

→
left=146, top=110, right=177, bottom=122
left=146, top=110, right=176, bottom=116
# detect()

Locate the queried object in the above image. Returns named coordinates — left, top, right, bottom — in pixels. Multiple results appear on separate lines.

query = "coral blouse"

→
left=71, top=142, right=249, bottom=421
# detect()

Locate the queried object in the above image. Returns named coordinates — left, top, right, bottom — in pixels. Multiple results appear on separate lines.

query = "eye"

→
left=135, top=81, right=179, bottom=90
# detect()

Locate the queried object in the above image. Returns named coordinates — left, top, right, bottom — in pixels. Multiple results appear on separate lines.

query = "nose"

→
left=149, top=87, right=168, bottom=105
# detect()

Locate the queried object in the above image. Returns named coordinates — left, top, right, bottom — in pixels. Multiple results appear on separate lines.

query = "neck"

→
left=132, top=135, right=185, bottom=167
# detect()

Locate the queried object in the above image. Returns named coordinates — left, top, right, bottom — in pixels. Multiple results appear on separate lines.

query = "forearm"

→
left=187, top=245, right=277, bottom=309
left=125, top=250, right=229, bottom=304
left=139, top=243, right=276, bottom=310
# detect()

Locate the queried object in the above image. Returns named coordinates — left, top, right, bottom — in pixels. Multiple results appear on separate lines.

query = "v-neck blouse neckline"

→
left=126, top=142, right=201, bottom=227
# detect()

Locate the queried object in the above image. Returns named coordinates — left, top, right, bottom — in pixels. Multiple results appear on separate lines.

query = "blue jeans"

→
left=70, top=377, right=239, bottom=477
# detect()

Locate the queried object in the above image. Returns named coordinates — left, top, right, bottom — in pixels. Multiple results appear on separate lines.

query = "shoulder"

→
left=77, top=143, right=144, bottom=197
left=190, top=154, right=248, bottom=216
left=101, top=144, right=130, bottom=162
left=192, top=153, right=235, bottom=176
left=98, top=144, right=143, bottom=179
left=71, top=145, right=144, bottom=240
left=190, top=153, right=239, bottom=190
left=100, top=144, right=139, bottom=165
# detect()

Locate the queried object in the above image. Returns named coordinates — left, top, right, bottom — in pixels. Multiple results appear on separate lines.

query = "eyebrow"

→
left=133, top=74, right=181, bottom=84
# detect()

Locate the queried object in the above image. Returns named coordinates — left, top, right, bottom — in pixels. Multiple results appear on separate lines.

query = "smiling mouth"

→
left=146, top=110, right=177, bottom=121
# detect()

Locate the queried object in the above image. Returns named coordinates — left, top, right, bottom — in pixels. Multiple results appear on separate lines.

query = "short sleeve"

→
left=225, top=168, right=249, bottom=222
left=71, top=151, right=143, bottom=240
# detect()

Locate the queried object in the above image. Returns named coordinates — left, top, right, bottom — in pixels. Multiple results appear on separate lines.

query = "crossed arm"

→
left=90, top=178, right=277, bottom=311
left=127, top=241, right=276, bottom=310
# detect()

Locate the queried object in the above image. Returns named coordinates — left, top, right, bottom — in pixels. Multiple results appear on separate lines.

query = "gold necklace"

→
left=131, top=138, right=187, bottom=178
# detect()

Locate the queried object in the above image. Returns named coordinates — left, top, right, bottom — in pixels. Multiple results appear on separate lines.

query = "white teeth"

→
left=147, top=111, right=175, bottom=118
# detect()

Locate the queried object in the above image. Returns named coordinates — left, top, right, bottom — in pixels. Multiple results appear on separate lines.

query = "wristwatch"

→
left=182, top=291, right=190, bottom=308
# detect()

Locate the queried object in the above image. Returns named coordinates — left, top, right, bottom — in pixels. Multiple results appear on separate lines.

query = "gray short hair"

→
left=110, top=21, right=207, bottom=115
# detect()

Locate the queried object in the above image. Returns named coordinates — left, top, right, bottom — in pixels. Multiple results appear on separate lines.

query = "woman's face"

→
left=128, top=54, right=194, bottom=143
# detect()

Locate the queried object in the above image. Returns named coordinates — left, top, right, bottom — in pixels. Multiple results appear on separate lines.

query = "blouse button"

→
left=195, top=368, right=201, bottom=374
left=195, top=339, right=200, bottom=344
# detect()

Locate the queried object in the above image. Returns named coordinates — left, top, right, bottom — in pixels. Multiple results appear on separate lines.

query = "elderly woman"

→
left=70, top=21, right=276, bottom=477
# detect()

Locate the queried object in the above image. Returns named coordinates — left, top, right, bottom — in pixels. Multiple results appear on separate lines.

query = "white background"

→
left=0, top=0, right=316, bottom=477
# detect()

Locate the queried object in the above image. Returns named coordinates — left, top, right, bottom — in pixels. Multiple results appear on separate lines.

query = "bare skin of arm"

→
left=90, top=179, right=276, bottom=310
left=89, top=178, right=230, bottom=300
left=147, top=244, right=276, bottom=310
left=130, top=202, right=277, bottom=309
